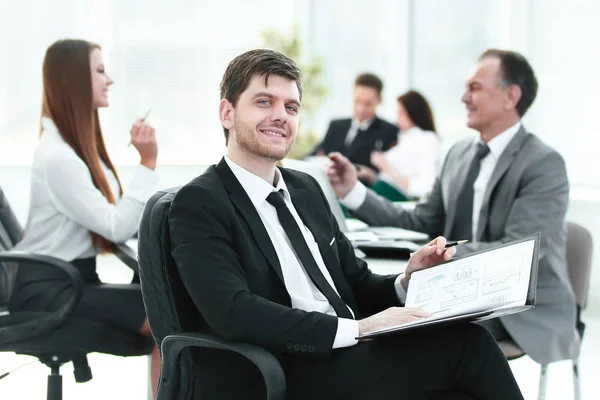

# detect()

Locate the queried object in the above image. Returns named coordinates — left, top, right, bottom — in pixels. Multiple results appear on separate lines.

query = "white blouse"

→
left=380, top=127, right=440, bottom=198
left=15, top=117, right=159, bottom=261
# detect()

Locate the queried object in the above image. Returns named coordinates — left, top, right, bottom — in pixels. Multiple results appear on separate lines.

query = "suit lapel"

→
left=476, top=127, right=530, bottom=240
left=287, top=187, right=341, bottom=274
left=286, top=183, right=355, bottom=308
left=215, top=159, right=284, bottom=283
left=339, top=119, right=353, bottom=151
left=347, top=117, right=381, bottom=155
left=445, top=142, right=478, bottom=238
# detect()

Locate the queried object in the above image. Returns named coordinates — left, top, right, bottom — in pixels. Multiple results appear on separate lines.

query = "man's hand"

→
left=326, top=152, right=358, bottom=198
left=358, top=307, right=432, bottom=335
left=401, top=236, right=456, bottom=289
left=356, top=164, right=378, bottom=185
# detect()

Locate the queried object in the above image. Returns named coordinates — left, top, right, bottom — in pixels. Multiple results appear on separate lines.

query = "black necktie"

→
left=266, top=190, right=353, bottom=319
left=450, top=143, right=491, bottom=241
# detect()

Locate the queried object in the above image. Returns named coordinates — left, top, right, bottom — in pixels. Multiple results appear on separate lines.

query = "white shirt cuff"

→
left=332, top=318, right=359, bottom=349
left=124, top=165, right=160, bottom=203
left=340, top=182, right=368, bottom=211
left=394, top=273, right=408, bottom=303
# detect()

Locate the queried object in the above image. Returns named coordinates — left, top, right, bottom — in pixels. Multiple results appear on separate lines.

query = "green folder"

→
left=370, top=180, right=410, bottom=202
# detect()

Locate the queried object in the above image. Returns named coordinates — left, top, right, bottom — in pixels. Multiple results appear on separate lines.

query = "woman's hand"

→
left=130, top=118, right=158, bottom=170
left=370, top=151, right=389, bottom=171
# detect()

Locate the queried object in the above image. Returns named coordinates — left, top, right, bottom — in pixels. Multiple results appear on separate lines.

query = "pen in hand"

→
left=128, top=109, right=152, bottom=147
left=409, top=240, right=468, bottom=258
left=445, top=240, right=468, bottom=248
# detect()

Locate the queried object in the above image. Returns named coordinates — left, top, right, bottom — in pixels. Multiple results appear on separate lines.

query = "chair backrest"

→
left=566, top=221, right=594, bottom=309
left=0, top=186, right=22, bottom=309
left=138, top=187, right=201, bottom=399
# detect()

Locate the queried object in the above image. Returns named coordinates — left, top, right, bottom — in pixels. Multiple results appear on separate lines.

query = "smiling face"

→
left=89, top=48, right=113, bottom=108
left=220, top=73, right=300, bottom=162
left=461, top=57, right=518, bottom=134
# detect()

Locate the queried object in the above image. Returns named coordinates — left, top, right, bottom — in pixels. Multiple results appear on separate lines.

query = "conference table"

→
left=114, top=240, right=410, bottom=278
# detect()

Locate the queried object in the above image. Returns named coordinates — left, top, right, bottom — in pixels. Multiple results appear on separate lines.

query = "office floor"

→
left=1, top=255, right=599, bottom=399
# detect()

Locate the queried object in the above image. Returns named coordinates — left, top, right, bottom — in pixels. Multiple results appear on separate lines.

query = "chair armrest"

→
left=0, top=251, right=83, bottom=345
left=159, top=332, right=285, bottom=400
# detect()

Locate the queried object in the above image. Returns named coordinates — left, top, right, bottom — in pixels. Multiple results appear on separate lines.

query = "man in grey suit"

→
left=327, top=49, right=580, bottom=366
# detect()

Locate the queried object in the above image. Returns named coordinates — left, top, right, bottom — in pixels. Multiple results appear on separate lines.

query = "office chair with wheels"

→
left=0, top=186, right=154, bottom=400
left=497, top=221, right=593, bottom=400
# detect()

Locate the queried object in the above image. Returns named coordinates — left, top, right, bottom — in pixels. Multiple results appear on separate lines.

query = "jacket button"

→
left=293, top=344, right=300, bottom=351
left=300, top=345, right=308, bottom=352
left=308, top=345, right=315, bottom=352
left=286, top=342, right=293, bottom=349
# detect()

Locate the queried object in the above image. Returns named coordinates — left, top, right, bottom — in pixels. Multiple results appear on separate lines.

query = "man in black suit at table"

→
left=168, top=49, right=524, bottom=400
left=310, top=73, right=397, bottom=181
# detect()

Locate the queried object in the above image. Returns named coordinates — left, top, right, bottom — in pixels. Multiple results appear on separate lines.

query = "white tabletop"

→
left=118, top=239, right=407, bottom=276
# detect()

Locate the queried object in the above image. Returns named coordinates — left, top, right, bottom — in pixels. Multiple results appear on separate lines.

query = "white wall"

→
left=407, top=0, right=599, bottom=187
left=0, top=0, right=598, bottom=189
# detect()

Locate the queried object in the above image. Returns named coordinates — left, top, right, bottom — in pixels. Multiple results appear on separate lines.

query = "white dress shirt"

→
left=344, top=117, right=375, bottom=147
left=224, top=156, right=362, bottom=349
left=471, top=121, right=521, bottom=240
left=380, top=127, right=440, bottom=198
left=342, top=121, right=523, bottom=241
left=15, top=117, right=159, bottom=261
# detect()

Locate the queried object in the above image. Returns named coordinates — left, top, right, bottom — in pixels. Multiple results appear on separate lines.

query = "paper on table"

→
left=345, top=231, right=379, bottom=242
left=405, top=240, right=536, bottom=316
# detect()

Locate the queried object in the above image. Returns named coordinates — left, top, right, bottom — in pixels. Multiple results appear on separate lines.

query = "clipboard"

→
left=357, top=233, right=540, bottom=340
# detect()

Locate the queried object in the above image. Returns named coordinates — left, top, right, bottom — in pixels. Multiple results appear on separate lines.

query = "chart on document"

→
left=405, top=240, right=536, bottom=318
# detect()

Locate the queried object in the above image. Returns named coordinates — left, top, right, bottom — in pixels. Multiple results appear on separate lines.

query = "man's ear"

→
left=219, top=99, right=234, bottom=130
left=505, top=84, right=522, bottom=111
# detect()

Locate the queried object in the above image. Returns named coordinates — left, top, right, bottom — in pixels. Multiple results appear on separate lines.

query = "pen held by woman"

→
left=128, top=109, right=158, bottom=170
left=128, top=108, right=152, bottom=147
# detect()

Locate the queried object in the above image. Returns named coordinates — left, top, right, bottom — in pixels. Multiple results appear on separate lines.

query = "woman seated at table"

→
left=368, top=90, right=440, bottom=201
left=8, top=39, right=160, bottom=394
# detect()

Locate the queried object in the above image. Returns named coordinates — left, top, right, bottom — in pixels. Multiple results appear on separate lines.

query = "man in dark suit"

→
left=310, top=73, right=397, bottom=180
left=327, top=49, right=580, bottom=366
left=169, top=49, right=523, bottom=399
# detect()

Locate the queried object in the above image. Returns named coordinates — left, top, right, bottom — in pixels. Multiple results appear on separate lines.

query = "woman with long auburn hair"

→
left=9, top=39, right=160, bottom=394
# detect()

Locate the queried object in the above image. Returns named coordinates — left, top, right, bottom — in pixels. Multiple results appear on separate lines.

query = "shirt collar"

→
left=477, top=121, right=522, bottom=158
left=402, top=126, right=422, bottom=136
left=40, top=117, right=64, bottom=142
left=224, top=156, right=290, bottom=208
left=351, top=117, right=375, bottom=131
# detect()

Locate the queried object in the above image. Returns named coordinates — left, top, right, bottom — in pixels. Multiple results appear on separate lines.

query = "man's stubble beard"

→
left=233, top=118, right=295, bottom=161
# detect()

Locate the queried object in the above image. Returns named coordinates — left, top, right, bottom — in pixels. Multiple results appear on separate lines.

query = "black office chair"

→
left=0, top=186, right=153, bottom=400
left=137, top=187, right=285, bottom=400
left=138, top=187, right=481, bottom=400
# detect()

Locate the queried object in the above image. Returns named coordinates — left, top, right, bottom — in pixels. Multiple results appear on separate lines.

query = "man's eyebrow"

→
left=252, top=92, right=275, bottom=99
left=252, top=92, right=301, bottom=107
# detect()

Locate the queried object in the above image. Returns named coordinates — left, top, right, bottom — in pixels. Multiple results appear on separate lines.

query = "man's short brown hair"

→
left=355, top=73, right=383, bottom=96
left=219, top=49, right=303, bottom=141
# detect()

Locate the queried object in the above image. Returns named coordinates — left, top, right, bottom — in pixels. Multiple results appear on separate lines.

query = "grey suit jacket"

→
left=353, top=126, right=580, bottom=364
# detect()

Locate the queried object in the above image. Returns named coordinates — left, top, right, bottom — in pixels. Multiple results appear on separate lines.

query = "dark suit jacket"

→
left=168, top=158, right=400, bottom=388
left=311, top=117, right=398, bottom=170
